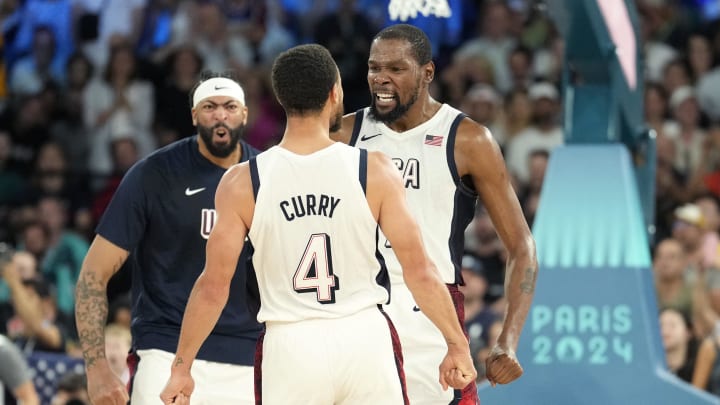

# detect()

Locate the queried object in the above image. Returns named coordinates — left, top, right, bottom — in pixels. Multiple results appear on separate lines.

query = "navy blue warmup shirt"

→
left=96, top=136, right=262, bottom=365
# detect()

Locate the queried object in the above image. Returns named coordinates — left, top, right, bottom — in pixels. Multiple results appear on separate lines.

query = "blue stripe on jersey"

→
left=359, top=149, right=368, bottom=195
left=374, top=226, right=391, bottom=304
left=446, top=113, right=473, bottom=193
left=249, top=157, right=260, bottom=200
left=449, top=190, right=476, bottom=284
left=445, top=113, right=479, bottom=284
left=349, top=108, right=366, bottom=146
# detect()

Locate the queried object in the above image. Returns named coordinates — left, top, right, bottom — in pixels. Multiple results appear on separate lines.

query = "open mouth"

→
left=213, top=126, right=229, bottom=141
left=375, top=92, right=397, bottom=107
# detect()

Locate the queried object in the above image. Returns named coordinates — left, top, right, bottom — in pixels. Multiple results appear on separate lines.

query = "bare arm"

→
left=692, top=337, right=716, bottom=389
left=14, top=381, right=40, bottom=405
left=0, top=334, right=39, bottom=405
left=2, top=257, right=62, bottom=350
left=170, top=164, right=250, bottom=374
left=75, top=236, right=129, bottom=369
left=367, top=151, right=475, bottom=389
left=458, top=122, right=537, bottom=350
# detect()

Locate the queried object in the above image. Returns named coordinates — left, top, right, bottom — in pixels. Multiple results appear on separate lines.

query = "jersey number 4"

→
left=293, top=233, right=340, bottom=304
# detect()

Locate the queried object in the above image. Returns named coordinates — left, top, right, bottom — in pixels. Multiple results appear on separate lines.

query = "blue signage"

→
left=478, top=146, right=719, bottom=405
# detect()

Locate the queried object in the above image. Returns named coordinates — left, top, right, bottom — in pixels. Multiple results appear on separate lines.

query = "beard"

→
left=197, top=122, right=245, bottom=158
left=330, top=103, right=344, bottom=132
left=368, top=83, right=420, bottom=124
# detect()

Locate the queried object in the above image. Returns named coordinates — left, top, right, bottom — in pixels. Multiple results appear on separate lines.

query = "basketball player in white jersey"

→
left=159, top=44, right=476, bottom=405
left=332, top=24, right=538, bottom=404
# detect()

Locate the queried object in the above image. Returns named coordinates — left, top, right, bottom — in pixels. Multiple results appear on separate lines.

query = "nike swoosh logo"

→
left=185, top=187, right=206, bottom=196
left=412, top=306, right=421, bottom=312
left=214, top=85, right=228, bottom=90
left=360, top=133, right=382, bottom=141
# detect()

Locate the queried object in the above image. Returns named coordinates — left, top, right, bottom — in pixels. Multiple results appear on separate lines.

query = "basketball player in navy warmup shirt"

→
left=75, top=71, right=262, bottom=405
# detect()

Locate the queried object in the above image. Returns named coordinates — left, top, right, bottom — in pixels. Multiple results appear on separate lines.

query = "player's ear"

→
left=191, top=108, right=198, bottom=126
left=424, top=61, right=435, bottom=83
left=330, top=82, right=342, bottom=105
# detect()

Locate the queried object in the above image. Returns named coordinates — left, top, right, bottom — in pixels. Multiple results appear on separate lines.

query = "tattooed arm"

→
left=456, top=120, right=538, bottom=385
left=75, top=235, right=130, bottom=404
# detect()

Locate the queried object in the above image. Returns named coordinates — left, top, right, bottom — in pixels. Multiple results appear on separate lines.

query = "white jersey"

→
left=248, top=143, right=390, bottom=323
left=351, top=104, right=477, bottom=285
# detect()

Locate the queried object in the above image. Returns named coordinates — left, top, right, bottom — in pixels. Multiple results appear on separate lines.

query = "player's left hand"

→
left=160, top=372, right=195, bottom=404
left=485, top=344, right=523, bottom=387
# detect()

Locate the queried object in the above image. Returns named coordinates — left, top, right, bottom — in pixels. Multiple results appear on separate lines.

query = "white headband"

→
left=192, top=77, right=246, bottom=108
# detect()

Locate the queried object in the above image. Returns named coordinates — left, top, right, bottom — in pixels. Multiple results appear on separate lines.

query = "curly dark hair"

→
left=373, top=24, right=432, bottom=66
left=187, top=70, right=241, bottom=109
left=271, top=44, right=338, bottom=115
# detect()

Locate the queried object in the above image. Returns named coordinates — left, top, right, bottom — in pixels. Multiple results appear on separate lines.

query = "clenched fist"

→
left=485, top=345, right=523, bottom=386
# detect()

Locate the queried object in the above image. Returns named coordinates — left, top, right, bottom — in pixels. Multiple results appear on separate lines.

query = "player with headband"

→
left=76, top=71, right=263, bottom=405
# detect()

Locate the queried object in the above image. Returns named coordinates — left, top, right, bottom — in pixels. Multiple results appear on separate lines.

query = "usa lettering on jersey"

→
left=392, top=158, right=420, bottom=189
left=200, top=208, right=217, bottom=239
left=279, top=194, right=341, bottom=221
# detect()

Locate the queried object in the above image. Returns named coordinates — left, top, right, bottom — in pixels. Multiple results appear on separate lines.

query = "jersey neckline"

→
left=371, top=103, right=452, bottom=139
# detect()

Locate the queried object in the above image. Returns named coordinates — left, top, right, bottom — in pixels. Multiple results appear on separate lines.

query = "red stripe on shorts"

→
left=378, top=304, right=410, bottom=405
left=254, top=330, right=266, bottom=405
left=126, top=350, right=140, bottom=396
left=448, top=284, right=480, bottom=405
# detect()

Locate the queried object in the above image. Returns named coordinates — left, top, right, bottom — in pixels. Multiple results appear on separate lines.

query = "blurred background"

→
left=2, top=0, right=720, bottom=403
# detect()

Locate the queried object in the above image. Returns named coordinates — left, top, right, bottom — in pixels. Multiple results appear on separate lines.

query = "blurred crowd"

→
left=2, top=0, right=720, bottom=402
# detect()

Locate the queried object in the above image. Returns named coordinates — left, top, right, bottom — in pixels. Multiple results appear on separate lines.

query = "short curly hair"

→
left=373, top=24, right=432, bottom=66
left=271, top=44, right=338, bottom=115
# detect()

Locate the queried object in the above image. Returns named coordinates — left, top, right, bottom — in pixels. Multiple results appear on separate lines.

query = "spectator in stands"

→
left=660, top=307, right=700, bottom=384
left=107, top=294, right=131, bottom=330
left=692, top=328, right=720, bottom=396
left=460, top=83, right=502, bottom=141
left=506, top=45, right=535, bottom=92
left=83, top=43, right=155, bottom=184
left=3, top=94, right=52, bottom=174
left=0, top=130, right=25, bottom=206
left=6, top=0, right=74, bottom=74
left=37, top=195, right=89, bottom=316
left=2, top=251, right=76, bottom=353
left=9, top=25, right=65, bottom=96
left=461, top=254, right=499, bottom=372
left=644, top=82, right=671, bottom=139
left=50, top=371, right=89, bottom=405
left=654, top=237, right=694, bottom=320
left=505, top=81, right=563, bottom=184
left=673, top=203, right=710, bottom=272
left=454, top=1, right=516, bottom=93
left=188, top=1, right=253, bottom=73
left=695, top=195, right=720, bottom=270
left=686, top=33, right=714, bottom=84
left=473, top=318, right=504, bottom=383
left=154, top=45, right=203, bottom=144
left=467, top=207, right=506, bottom=305
left=50, top=53, right=93, bottom=175
left=662, top=59, right=692, bottom=97
left=663, top=86, right=706, bottom=178
left=313, top=0, right=376, bottom=112
left=0, top=333, right=40, bottom=405
left=493, top=87, right=532, bottom=149
left=104, top=323, right=130, bottom=384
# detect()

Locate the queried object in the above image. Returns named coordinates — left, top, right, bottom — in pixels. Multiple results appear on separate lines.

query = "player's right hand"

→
left=160, top=371, right=195, bottom=405
left=87, top=366, right=129, bottom=405
left=438, top=344, right=477, bottom=390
